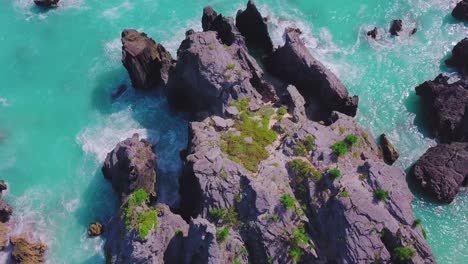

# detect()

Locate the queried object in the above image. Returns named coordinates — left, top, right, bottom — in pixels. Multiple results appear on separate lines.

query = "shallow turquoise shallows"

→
left=0, top=0, right=466, bottom=263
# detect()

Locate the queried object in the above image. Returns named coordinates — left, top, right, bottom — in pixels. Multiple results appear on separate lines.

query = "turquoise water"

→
left=0, top=0, right=466, bottom=263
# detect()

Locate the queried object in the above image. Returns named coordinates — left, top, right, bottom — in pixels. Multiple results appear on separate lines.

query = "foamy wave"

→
left=0, top=97, right=9, bottom=107
left=101, top=1, right=133, bottom=20
left=76, top=108, right=153, bottom=162
left=104, top=38, right=122, bottom=66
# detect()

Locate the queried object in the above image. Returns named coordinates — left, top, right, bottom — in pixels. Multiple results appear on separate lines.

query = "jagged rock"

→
left=0, top=199, right=12, bottom=223
left=265, top=28, right=359, bottom=117
left=33, top=0, right=59, bottom=7
left=446, top=38, right=468, bottom=76
left=415, top=74, right=468, bottom=142
left=367, top=27, right=379, bottom=39
left=0, top=223, right=9, bottom=250
left=380, top=134, right=399, bottom=165
left=201, top=7, right=244, bottom=46
left=10, top=235, right=47, bottom=264
left=452, top=0, right=468, bottom=21
left=121, top=29, right=174, bottom=90
left=282, top=85, right=306, bottom=122
left=390, top=20, right=403, bottom=36
left=88, top=222, right=103, bottom=237
left=0, top=180, right=7, bottom=194
left=102, top=133, right=157, bottom=200
left=412, top=143, right=468, bottom=203
left=236, top=0, right=274, bottom=53
left=105, top=204, right=188, bottom=264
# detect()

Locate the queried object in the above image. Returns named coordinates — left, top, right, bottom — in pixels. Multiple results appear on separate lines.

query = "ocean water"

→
left=0, top=0, right=466, bottom=263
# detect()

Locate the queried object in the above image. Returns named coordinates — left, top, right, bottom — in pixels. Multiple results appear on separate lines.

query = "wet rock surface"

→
left=452, top=0, right=468, bottom=21
left=446, top=38, right=468, bottom=76
left=88, top=222, right=103, bottom=237
left=412, top=142, right=468, bottom=203
left=380, top=134, right=400, bottom=165
left=390, top=19, right=403, bottom=36
left=33, top=0, right=59, bottom=7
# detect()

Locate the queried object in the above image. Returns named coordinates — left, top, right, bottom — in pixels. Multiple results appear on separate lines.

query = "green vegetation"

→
left=122, top=189, right=149, bottom=230
left=226, top=64, right=236, bottom=70
left=136, top=208, right=158, bottom=238
left=288, top=227, right=309, bottom=263
left=359, top=174, right=369, bottom=181
left=208, top=207, right=239, bottom=226
left=294, top=136, right=315, bottom=156
left=393, top=247, right=416, bottom=261
left=331, top=141, right=349, bottom=156
left=288, top=159, right=322, bottom=182
left=345, top=134, right=359, bottom=146
left=304, top=136, right=315, bottom=152
left=175, top=229, right=184, bottom=236
left=414, top=219, right=422, bottom=226
left=233, top=258, right=241, bottom=264
left=280, top=194, right=296, bottom=210
left=221, top=100, right=277, bottom=172
left=289, top=248, right=302, bottom=263
left=338, top=191, right=350, bottom=198
left=120, top=189, right=158, bottom=238
left=240, top=246, right=248, bottom=256
left=223, top=43, right=229, bottom=49
left=294, top=141, right=307, bottom=156
left=216, top=227, right=230, bottom=242
left=277, top=106, right=288, bottom=119
left=374, top=188, right=390, bottom=201
left=328, top=168, right=342, bottom=179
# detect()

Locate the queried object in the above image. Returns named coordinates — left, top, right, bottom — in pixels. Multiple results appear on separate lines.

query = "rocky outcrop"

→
left=88, top=222, right=103, bottom=237
left=446, top=38, right=468, bottom=76
left=380, top=134, right=400, bottom=165
left=102, top=133, right=157, bottom=200
left=33, top=0, right=59, bottom=7
left=121, top=29, right=174, bottom=90
left=0, top=200, right=12, bottom=223
left=390, top=20, right=403, bottom=36
left=265, top=28, right=359, bottom=117
left=367, top=27, right=379, bottom=39
left=201, top=7, right=244, bottom=46
left=10, top=235, right=47, bottom=264
left=236, top=0, right=274, bottom=53
left=412, top=143, right=468, bottom=203
left=452, top=0, right=468, bottom=21
left=415, top=74, right=468, bottom=142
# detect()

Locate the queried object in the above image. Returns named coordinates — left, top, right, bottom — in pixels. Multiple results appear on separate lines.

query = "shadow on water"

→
left=91, top=68, right=128, bottom=114
left=404, top=91, right=434, bottom=139
left=442, top=14, right=468, bottom=28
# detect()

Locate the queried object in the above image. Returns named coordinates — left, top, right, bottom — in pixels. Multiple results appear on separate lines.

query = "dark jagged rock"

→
left=380, top=134, right=400, bottom=165
left=452, top=0, right=468, bottom=21
left=390, top=20, right=403, bottom=36
left=412, top=143, right=468, bottom=203
left=88, top=222, right=103, bottom=237
left=0, top=180, right=7, bottom=194
left=265, top=28, right=359, bottom=117
left=202, top=7, right=218, bottom=32
left=415, top=74, right=468, bottom=142
left=446, top=38, right=468, bottom=76
left=367, top=27, right=379, bottom=39
left=201, top=7, right=244, bottom=46
left=33, top=0, right=59, bottom=7
left=102, top=133, right=157, bottom=200
left=121, top=29, right=174, bottom=90
left=282, top=85, right=306, bottom=122
left=236, top=0, right=274, bottom=53
left=0, top=200, right=12, bottom=223
left=10, top=235, right=47, bottom=264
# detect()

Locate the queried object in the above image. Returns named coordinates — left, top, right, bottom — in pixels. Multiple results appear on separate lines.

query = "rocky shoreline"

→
left=98, top=1, right=443, bottom=263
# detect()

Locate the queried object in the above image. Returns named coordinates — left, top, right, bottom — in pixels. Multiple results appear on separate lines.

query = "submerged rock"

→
left=102, top=133, right=157, bottom=200
left=452, top=0, right=468, bottom=21
left=380, top=134, right=400, bottom=165
left=88, top=222, right=103, bottom=237
left=367, top=27, right=379, bottom=39
left=390, top=19, right=403, bottom=36
left=236, top=0, right=274, bottom=53
left=0, top=200, right=12, bottom=223
left=265, top=28, right=359, bottom=117
left=415, top=74, right=468, bottom=142
left=33, top=0, right=59, bottom=7
left=412, top=143, right=468, bottom=203
left=446, top=38, right=468, bottom=76
left=121, top=29, right=174, bottom=90
left=10, top=235, right=47, bottom=264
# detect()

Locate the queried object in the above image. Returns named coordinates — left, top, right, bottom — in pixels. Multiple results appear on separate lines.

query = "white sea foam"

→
left=101, top=1, right=133, bottom=20
left=0, top=97, right=9, bottom=107
left=104, top=38, right=122, bottom=67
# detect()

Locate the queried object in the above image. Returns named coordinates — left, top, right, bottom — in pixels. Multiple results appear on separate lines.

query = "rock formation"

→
left=33, top=0, right=59, bottom=7
left=380, top=134, right=400, bottom=165
left=10, top=235, right=47, bottom=264
left=121, top=29, right=174, bottom=90
left=412, top=143, right=468, bottom=203
left=367, top=27, right=379, bottom=39
left=88, top=222, right=103, bottom=237
left=452, top=0, right=468, bottom=21
left=236, top=0, right=274, bottom=53
left=102, top=133, right=157, bottom=200
left=265, top=28, right=359, bottom=117
left=415, top=74, right=468, bottom=143
left=390, top=20, right=403, bottom=36
left=446, top=38, right=468, bottom=76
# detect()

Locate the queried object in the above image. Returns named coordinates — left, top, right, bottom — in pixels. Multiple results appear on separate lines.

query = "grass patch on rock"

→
left=288, top=159, right=322, bottom=182
left=393, top=247, right=416, bottom=261
left=374, top=188, right=390, bottom=201
left=121, top=189, right=158, bottom=239
left=216, top=227, right=230, bottom=243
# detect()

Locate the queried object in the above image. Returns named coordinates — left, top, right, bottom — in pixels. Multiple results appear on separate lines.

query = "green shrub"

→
left=223, top=43, right=228, bottom=49
left=375, top=188, right=390, bottom=201
left=233, top=258, right=241, bottom=264
left=338, top=191, right=350, bottom=198
left=226, top=64, right=236, bottom=70
left=304, top=136, right=315, bottom=151
left=280, top=194, right=296, bottom=210
left=175, top=229, right=184, bottom=236
left=230, top=99, right=250, bottom=112
left=289, top=248, right=303, bottom=263
left=393, top=247, right=416, bottom=261
left=209, top=208, right=239, bottom=226
left=288, top=159, right=322, bottom=182
left=414, top=219, right=422, bottom=226
left=328, top=168, right=342, bottom=179
left=122, top=189, right=149, bottom=230
left=288, top=227, right=309, bottom=263
left=277, top=106, right=288, bottom=119
left=331, top=141, right=349, bottom=156
left=294, top=142, right=307, bottom=156
left=345, top=134, right=359, bottom=146
left=422, top=228, right=427, bottom=239
left=216, top=227, right=230, bottom=242
left=136, top=208, right=158, bottom=238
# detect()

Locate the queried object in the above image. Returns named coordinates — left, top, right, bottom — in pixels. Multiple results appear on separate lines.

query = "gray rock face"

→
left=282, top=85, right=306, bottom=122
left=265, top=28, right=359, bottom=117
left=452, top=0, right=468, bottom=21
left=415, top=74, right=468, bottom=143
left=201, top=7, right=244, bottom=47
left=446, top=38, right=468, bottom=76
left=236, top=0, right=274, bottom=53
left=102, top=133, right=157, bottom=200
left=380, top=134, right=400, bottom=165
left=121, top=29, right=174, bottom=90
left=413, top=142, right=468, bottom=203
